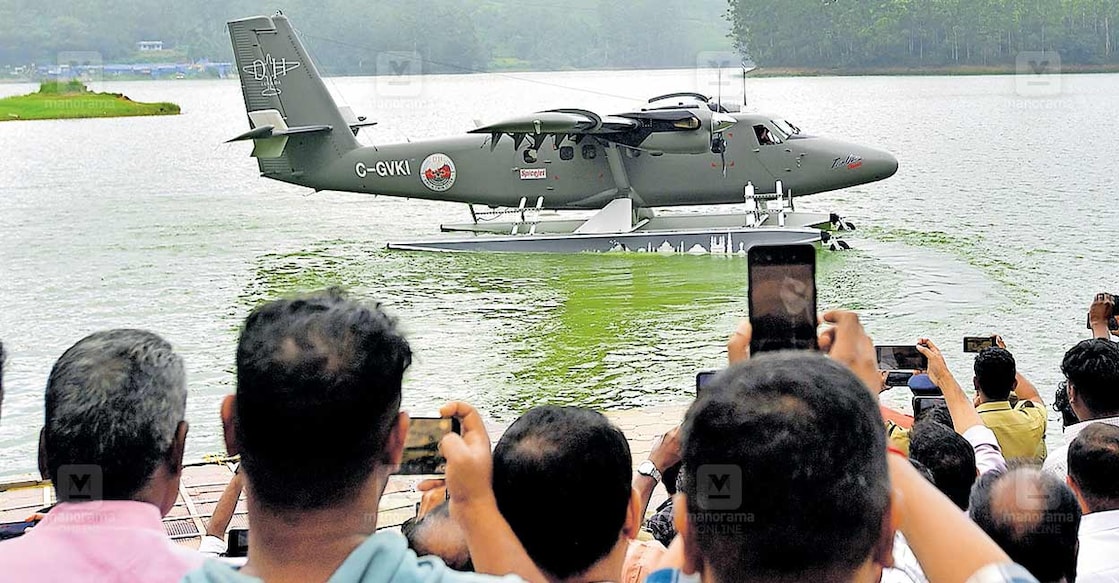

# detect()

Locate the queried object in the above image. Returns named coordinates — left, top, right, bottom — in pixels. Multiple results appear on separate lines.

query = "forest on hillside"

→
left=0, top=0, right=732, bottom=72
left=3, top=0, right=1116, bottom=74
left=729, top=0, right=1118, bottom=69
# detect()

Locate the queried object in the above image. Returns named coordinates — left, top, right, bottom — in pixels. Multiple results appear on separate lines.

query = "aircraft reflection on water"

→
left=227, top=13, right=898, bottom=253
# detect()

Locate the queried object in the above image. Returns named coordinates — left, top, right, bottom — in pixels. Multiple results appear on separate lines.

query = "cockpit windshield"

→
left=773, top=120, right=802, bottom=137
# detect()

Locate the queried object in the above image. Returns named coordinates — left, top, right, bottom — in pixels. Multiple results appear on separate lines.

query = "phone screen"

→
left=875, top=345, right=928, bottom=371
left=748, top=245, right=818, bottom=354
left=912, top=396, right=946, bottom=418
left=226, top=528, right=249, bottom=558
left=695, top=370, right=719, bottom=397
left=963, top=336, right=996, bottom=353
left=396, top=417, right=461, bottom=476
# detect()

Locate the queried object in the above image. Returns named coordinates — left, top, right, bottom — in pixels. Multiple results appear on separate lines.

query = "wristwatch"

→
left=637, top=460, right=662, bottom=483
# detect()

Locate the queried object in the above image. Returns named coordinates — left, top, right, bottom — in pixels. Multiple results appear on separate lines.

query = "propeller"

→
left=709, top=111, right=736, bottom=176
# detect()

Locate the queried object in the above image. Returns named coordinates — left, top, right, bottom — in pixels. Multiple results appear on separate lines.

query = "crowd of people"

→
left=0, top=288, right=1116, bottom=583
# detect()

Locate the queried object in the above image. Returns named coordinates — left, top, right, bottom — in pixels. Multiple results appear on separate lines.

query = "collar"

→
left=36, top=500, right=165, bottom=532
left=976, top=401, right=1013, bottom=413
left=1081, top=509, right=1119, bottom=535
left=1063, top=415, right=1119, bottom=439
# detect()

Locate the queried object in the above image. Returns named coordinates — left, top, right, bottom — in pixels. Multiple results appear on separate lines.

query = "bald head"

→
left=969, top=468, right=1081, bottom=583
left=1069, top=423, right=1119, bottom=513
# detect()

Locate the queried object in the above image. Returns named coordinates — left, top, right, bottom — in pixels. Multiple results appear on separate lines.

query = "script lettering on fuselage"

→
left=831, top=155, right=864, bottom=170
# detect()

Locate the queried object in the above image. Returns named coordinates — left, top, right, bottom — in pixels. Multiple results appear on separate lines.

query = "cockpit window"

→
left=773, top=120, right=801, bottom=137
left=754, top=124, right=781, bottom=146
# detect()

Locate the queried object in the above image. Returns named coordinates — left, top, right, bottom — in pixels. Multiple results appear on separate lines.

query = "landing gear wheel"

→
left=821, top=232, right=852, bottom=252
left=829, top=213, right=856, bottom=232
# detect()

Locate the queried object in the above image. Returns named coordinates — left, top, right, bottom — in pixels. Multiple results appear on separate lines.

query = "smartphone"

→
left=875, top=345, right=928, bottom=371
left=963, top=336, right=997, bottom=353
left=396, top=417, right=461, bottom=476
left=748, top=245, right=818, bottom=354
left=695, top=370, right=719, bottom=397
left=912, top=396, right=946, bottom=418
left=226, top=528, right=249, bottom=558
left=885, top=371, right=915, bottom=388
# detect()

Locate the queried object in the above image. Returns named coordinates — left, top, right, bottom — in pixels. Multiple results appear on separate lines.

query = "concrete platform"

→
left=0, top=405, right=689, bottom=548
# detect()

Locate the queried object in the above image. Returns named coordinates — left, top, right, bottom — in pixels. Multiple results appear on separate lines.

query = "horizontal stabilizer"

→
left=226, top=123, right=332, bottom=143
left=226, top=109, right=331, bottom=159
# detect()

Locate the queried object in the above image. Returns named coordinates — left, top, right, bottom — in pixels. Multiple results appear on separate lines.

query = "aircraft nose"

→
left=865, top=149, right=899, bottom=181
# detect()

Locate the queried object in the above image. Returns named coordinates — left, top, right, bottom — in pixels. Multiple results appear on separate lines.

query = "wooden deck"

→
left=0, top=405, right=687, bottom=547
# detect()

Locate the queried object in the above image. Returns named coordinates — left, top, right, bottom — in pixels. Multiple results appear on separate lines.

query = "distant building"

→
left=136, top=41, right=164, bottom=52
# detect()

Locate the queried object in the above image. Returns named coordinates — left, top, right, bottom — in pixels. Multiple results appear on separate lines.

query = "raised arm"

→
left=634, top=426, right=681, bottom=519
left=440, top=401, right=547, bottom=583
left=888, top=453, right=1013, bottom=582
left=205, top=469, right=244, bottom=539
left=995, top=336, right=1044, bottom=406
left=1088, top=293, right=1115, bottom=340
left=916, top=339, right=984, bottom=435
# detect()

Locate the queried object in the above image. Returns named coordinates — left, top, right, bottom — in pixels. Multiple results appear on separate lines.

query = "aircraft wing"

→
left=470, top=109, right=639, bottom=136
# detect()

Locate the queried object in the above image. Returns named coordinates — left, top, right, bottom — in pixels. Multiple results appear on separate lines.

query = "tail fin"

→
left=227, top=14, right=360, bottom=183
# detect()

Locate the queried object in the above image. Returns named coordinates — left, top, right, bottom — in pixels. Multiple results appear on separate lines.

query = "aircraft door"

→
left=752, top=122, right=801, bottom=182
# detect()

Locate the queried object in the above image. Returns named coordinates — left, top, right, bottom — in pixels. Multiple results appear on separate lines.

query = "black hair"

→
left=44, top=330, right=186, bottom=500
left=403, top=502, right=473, bottom=572
left=914, top=401, right=954, bottom=428
left=974, top=347, right=1017, bottom=401
left=235, top=288, right=411, bottom=511
left=968, top=469, right=1081, bottom=583
left=492, top=406, right=632, bottom=580
left=1053, top=382, right=1080, bottom=429
left=681, top=352, right=890, bottom=581
left=908, top=420, right=976, bottom=510
left=908, top=458, right=936, bottom=485
left=1061, top=339, right=1119, bottom=417
left=1068, top=423, right=1119, bottom=512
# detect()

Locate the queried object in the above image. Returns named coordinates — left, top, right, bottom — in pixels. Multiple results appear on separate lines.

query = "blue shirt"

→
left=182, top=530, right=522, bottom=583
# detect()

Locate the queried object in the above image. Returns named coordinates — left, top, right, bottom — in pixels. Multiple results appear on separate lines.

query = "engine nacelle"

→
left=635, top=131, right=711, bottom=155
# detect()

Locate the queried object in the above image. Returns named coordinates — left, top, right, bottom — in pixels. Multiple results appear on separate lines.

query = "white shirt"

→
left=963, top=424, right=1008, bottom=477
left=1043, top=416, right=1119, bottom=478
left=1078, top=509, right=1119, bottom=583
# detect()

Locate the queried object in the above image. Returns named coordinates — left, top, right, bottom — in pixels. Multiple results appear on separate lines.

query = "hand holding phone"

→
left=748, top=245, right=818, bottom=354
left=875, top=345, right=928, bottom=371
left=395, top=417, right=461, bottom=476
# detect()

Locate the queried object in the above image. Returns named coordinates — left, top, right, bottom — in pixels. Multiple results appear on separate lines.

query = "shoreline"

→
left=0, top=81, right=180, bottom=121
left=3, top=63, right=1118, bottom=85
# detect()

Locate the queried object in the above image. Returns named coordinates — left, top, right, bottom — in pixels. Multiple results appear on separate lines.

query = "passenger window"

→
left=581, top=144, right=596, bottom=160
left=523, top=149, right=538, bottom=163
left=559, top=146, right=574, bottom=161
left=754, top=124, right=780, bottom=146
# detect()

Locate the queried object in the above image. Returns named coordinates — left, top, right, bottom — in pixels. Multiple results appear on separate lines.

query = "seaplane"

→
left=226, top=13, right=898, bottom=254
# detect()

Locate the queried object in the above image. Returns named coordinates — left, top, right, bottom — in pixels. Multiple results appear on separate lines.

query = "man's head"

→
left=1061, top=339, right=1119, bottom=421
left=914, top=400, right=953, bottom=428
left=908, top=420, right=977, bottom=510
left=227, top=289, right=412, bottom=512
left=402, top=502, right=472, bottom=572
left=43, top=330, right=188, bottom=514
left=492, top=406, right=638, bottom=581
left=1068, top=422, right=1119, bottom=513
left=677, top=353, right=892, bottom=582
left=968, top=468, right=1081, bottom=583
left=973, top=347, right=1017, bottom=401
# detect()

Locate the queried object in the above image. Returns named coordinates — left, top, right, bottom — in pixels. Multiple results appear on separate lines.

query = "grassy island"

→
left=0, top=80, right=180, bottom=122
